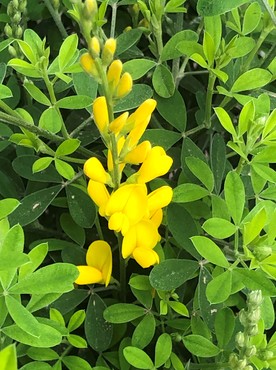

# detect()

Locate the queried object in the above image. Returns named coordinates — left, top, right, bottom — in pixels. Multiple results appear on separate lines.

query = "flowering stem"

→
left=117, top=232, right=126, bottom=302
left=95, top=214, right=104, bottom=240
left=204, top=72, right=216, bottom=129
left=43, top=0, right=68, bottom=39
left=110, top=3, right=117, bottom=38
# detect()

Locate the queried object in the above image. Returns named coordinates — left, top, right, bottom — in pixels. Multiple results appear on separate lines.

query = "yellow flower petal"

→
left=150, top=208, right=163, bottom=228
left=116, top=72, right=133, bottom=98
left=107, top=136, right=126, bottom=173
left=75, top=265, right=103, bottom=285
left=132, top=247, right=159, bottom=268
left=123, top=141, right=151, bottom=164
left=89, top=36, right=101, bottom=56
left=108, top=212, right=130, bottom=235
left=107, top=60, right=123, bottom=91
left=80, top=53, right=99, bottom=78
left=86, top=240, right=112, bottom=286
left=84, top=157, right=111, bottom=184
left=137, top=146, right=173, bottom=183
left=93, top=97, right=109, bottom=134
left=87, top=180, right=110, bottom=216
left=102, top=38, right=117, bottom=65
left=109, top=112, right=129, bottom=134
left=148, top=186, right=173, bottom=211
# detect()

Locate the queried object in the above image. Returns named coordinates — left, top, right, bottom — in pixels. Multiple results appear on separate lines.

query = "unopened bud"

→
left=248, top=308, right=261, bottom=323
left=244, top=366, right=253, bottom=370
left=89, top=36, right=101, bottom=57
left=245, top=345, right=256, bottom=357
left=109, top=112, right=129, bottom=134
left=8, top=45, right=17, bottom=57
left=13, top=11, right=21, bottom=24
left=116, top=72, right=133, bottom=98
left=229, top=353, right=239, bottom=367
left=102, top=38, right=116, bottom=66
left=124, top=26, right=132, bottom=32
left=84, top=0, right=97, bottom=18
left=51, top=0, right=60, bottom=10
left=18, top=0, right=27, bottom=12
left=107, top=60, right=122, bottom=92
left=247, top=324, right=258, bottom=336
left=80, top=53, right=100, bottom=80
left=7, top=3, right=15, bottom=17
left=235, top=332, right=245, bottom=348
left=237, top=359, right=247, bottom=369
left=15, top=25, right=23, bottom=39
left=12, top=0, right=19, bottom=8
left=4, top=23, right=13, bottom=38
left=239, top=309, right=248, bottom=326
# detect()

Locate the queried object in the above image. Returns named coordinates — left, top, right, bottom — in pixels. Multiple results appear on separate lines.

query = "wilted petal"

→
left=75, top=265, right=103, bottom=285
left=132, top=247, right=159, bottom=268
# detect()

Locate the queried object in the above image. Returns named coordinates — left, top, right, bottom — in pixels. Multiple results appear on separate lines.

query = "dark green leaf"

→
left=149, top=259, right=199, bottom=290
left=141, top=129, right=181, bottom=151
left=191, top=236, right=229, bottom=268
left=224, top=171, right=245, bottom=225
left=116, top=29, right=143, bottom=55
left=153, top=64, right=175, bottom=98
left=123, top=347, right=153, bottom=369
left=155, top=333, right=172, bottom=367
left=123, top=59, right=156, bottom=80
left=56, top=95, right=93, bottom=109
left=197, top=0, right=251, bottom=16
left=161, top=30, right=198, bottom=61
left=104, top=304, right=145, bottom=324
left=132, top=314, right=156, bottom=349
left=206, top=270, right=232, bottom=303
left=183, top=335, right=220, bottom=357
left=114, top=84, right=153, bottom=112
left=214, top=307, right=235, bottom=348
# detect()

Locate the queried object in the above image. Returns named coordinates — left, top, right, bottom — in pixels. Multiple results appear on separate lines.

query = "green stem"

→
left=69, top=116, right=92, bottom=138
left=172, top=13, right=183, bottom=82
left=43, top=0, right=68, bottom=39
left=204, top=72, right=216, bottom=129
left=110, top=3, right=118, bottom=38
left=60, top=155, right=86, bottom=164
left=242, top=26, right=272, bottom=72
left=183, top=124, right=205, bottom=137
left=155, top=25, right=163, bottom=61
left=117, top=232, right=126, bottom=302
left=95, top=214, right=104, bottom=240
left=261, top=0, right=276, bottom=26
left=234, top=230, right=240, bottom=257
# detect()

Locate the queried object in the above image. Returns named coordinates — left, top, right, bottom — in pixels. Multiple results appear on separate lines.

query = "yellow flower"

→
left=147, top=186, right=173, bottom=213
left=93, top=96, right=109, bottom=135
left=123, top=140, right=151, bottom=164
left=136, top=146, right=173, bottom=183
left=87, top=180, right=110, bottom=216
left=109, top=112, right=129, bottom=134
left=84, top=157, right=112, bottom=185
left=80, top=53, right=99, bottom=78
left=105, top=184, right=148, bottom=234
left=75, top=240, right=112, bottom=286
left=89, top=36, right=101, bottom=57
left=107, top=60, right=123, bottom=92
left=116, top=72, right=133, bottom=98
left=102, top=38, right=117, bottom=66
left=122, top=220, right=160, bottom=267
left=107, top=136, right=126, bottom=173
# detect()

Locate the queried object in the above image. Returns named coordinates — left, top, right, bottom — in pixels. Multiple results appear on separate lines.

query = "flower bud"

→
left=229, top=353, right=239, bottom=367
left=12, top=11, right=21, bottom=24
left=107, top=60, right=122, bottom=92
left=245, top=345, right=256, bottom=357
left=89, top=36, right=101, bottom=57
left=248, top=307, right=261, bottom=323
left=237, top=359, right=247, bottom=369
left=84, top=157, right=112, bottom=185
left=80, top=53, right=100, bottom=80
left=8, top=45, right=17, bottom=57
left=109, top=112, right=129, bottom=134
left=244, top=366, right=253, bottom=370
left=248, top=290, right=263, bottom=307
left=235, top=332, right=245, bottom=348
left=83, top=0, right=97, bottom=18
left=4, top=23, right=13, bottom=38
left=116, top=72, right=133, bottom=98
left=102, top=38, right=116, bottom=66
left=247, top=324, right=258, bottom=336
left=15, top=25, right=23, bottom=39
left=239, top=309, right=248, bottom=326
left=93, top=96, right=109, bottom=135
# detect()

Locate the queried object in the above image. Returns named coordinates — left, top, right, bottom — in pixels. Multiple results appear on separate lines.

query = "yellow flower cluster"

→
left=76, top=37, right=173, bottom=286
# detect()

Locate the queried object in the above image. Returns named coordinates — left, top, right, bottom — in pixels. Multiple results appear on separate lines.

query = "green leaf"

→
left=262, top=109, right=276, bottom=139
left=224, top=171, right=245, bottom=225
left=204, top=15, right=221, bottom=53
left=2, top=323, right=62, bottom=348
left=214, top=307, right=235, bottom=348
left=0, top=84, right=13, bottom=99
left=54, top=159, right=75, bottom=180
left=185, top=157, right=214, bottom=192
left=73, top=71, right=98, bottom=100
left=190, top=53, right=208, bottom=68
left=67, top=334, right=87, bottom=348
left=161, top=30, right=198, bottom=61
left=104, top=303, right=145, bottom=324
left=39, top=107, right=63, bottom=134
left=62, top=356, right=92, bottom=370
left=32, top=157, right=53, bottom=173
left=149, top=259, right=199, bottom=290
left=66, top=185, right=96, bottom=228
left=155, top=89, right=187, bottom=131
left=85, top=294, right=113, bottom=351
left=202, top=218, right=236, bottom=239
left=5, top=295, right=40, bottom=337
left=56, top=95, right=93, bottom=109
left=242, top=2, right=261, bottom=35
left=197, top=0, right=251, bottom=16
left=0, top=198, right=20, bottom=220
left=23, top=82, right=51, bottom=106
left=170, top=352, right=185, bottom=370
left=17, top=40, right=37, bottom=64
left=59, top=34, right=78, bottom=71
left=123, top=347, right=153, bottom=369
left=206, top=270, right=232, bottom=304
left=132, top=313, right=156, bottom=349
left=227, top=36, right=255, bottom=58
left=214, top=107, right=236, bottom=137
left=7, top=59, right=41, bottom=78
left=123, top=59, right=156, bottom=80
left=232, top=268, right=276, bottom=296
left=27, top=348, right=59, bottom=361
left=141, top=129, right=181, bottom=151
left=243, top=207, right=266, bottom=245
left=68, top=310, right=86, bottom=333
left=19, top=362, right=52, bottom=370
left=203, top=31, right=215, bottom=65
left=114, top=84, right=153, bottom=113
left=168, top=301, right=189, bottom=317
left=261, top=296, right=275, bottom=330
left=19, top=243, right=48, bottom=278
left=183, top=334, right=220, bottom=357
left=238, top=100, right=255, bottom=136
left=116, top=28, right=143, bottom=56
left=251, top=163, right=276, bottom=183
left=155, top=333, right=172, bottom=367
left=9, top=263, right=79, bottom=294
left=231, top=68, right=272, bottom=93
left=190, top=236, right=229, bottom=268
left=152, top=64, right=175, bottom=98
left=173, top=183, right=209, bottom=203
left=210, top=134, right=226, bottom=194
left=176, top=42, right=204, bottom=58
left=9, top=185, right=62, bottom=227
left=56, top=139, right=80, bottom=157
left=0, top=344, right=17, bottom=370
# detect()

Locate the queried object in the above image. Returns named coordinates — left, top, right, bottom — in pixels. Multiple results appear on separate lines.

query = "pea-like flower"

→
left=87, top=180, right=110, bottom=216
left=75, top=240, right=112, bottom=286
left=84, top=157, right=112, bottom=185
